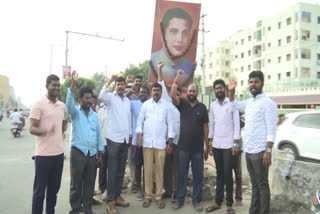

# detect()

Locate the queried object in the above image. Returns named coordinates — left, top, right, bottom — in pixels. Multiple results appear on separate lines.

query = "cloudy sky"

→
left=0, top=0, right=319, bottom=106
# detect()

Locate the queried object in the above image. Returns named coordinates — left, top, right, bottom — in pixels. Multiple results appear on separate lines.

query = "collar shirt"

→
left=99, top=86, right=132, bottom=143
left=136, top=98, right=175, bottom=149
left=10, top=112, right=22, bottom=124
left=131, top=100, right=143, bottom=146
left=98, top=105, right=108, bottom=144
left=209, top=97, right=240, bottom=149
left=232, top=93, right=277, bottom=154
left=66, top=88, right=104, bottom=156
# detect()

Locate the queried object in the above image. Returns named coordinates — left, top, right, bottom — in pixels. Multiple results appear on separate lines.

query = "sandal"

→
left=171, top=201, right=183, bottom=210
left=142, top=198, right=152, bottom=208
left=205, top=202, right=221, bottom=213
left=156, top=199, right=165, bottom=209
left=226, top=207, right=235, bottom=214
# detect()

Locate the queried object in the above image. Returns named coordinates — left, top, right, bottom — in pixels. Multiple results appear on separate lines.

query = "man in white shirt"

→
left=229, top=71, right=277, bottom=214
left=136, top=82, right=175, bottom=209
left=99, top=75, right=132, bottom=214
left=9, top=109, right=22, bottom=125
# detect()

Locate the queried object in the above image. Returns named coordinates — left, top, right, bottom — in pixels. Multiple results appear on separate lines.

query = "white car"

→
left=275, top=110, right=320, bottom=161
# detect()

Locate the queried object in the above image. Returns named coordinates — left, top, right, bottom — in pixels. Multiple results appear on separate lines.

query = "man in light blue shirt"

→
left=66, top=71, right=104, bottom=214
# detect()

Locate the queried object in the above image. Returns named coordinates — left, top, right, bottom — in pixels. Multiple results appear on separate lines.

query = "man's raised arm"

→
left=170, top=70, right=184, bottom=106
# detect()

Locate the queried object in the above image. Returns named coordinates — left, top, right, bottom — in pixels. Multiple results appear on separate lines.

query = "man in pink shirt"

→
left=29, top=74, right=68, bottom=214
left=205, top=79, right=240, bottom=214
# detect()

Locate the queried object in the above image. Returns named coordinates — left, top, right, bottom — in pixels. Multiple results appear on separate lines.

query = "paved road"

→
left=0, top=118, right=251, bottom=214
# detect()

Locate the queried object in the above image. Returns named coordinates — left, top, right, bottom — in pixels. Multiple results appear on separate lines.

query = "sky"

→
left=0, top=0, right=319, bottom=106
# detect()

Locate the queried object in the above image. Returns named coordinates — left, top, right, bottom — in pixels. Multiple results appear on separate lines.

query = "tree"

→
left=123, top=60, right=149, bottom=87
left=193, top=74, right=202, bottom=94
left=91, top=72, right=108, bottom=96
left=58, top=77, right=95, bottom=104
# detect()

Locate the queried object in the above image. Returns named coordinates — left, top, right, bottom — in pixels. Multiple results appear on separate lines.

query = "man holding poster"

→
left=149, top=0, right=201, bottom=92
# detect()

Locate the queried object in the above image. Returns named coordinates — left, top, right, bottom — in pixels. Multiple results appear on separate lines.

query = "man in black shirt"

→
left=170, top=70, right=209, bottom=212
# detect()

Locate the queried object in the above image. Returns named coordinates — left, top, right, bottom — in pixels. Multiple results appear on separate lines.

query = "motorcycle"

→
left=312, top=190, right=320, bottom=213
left=11, top=123, right=22, bottom=137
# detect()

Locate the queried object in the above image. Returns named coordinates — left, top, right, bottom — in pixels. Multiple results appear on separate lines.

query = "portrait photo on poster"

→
left=148, top=0, right=201, bottom=95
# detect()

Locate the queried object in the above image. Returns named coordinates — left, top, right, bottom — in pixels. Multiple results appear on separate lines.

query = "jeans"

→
left=176, top=150, right=203, bottom=205
left=246, top=152, right=270, bottom=214
left=32, top=154, right=64, bottom=214
left=232, top=152, right=242, bottom=201
left=106, top=139, right=128, bottom=202
left=212, top=148, right=233, bottom=206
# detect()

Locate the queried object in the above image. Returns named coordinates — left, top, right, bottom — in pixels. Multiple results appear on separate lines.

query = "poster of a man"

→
left=149, top=0, right=201, bottom=93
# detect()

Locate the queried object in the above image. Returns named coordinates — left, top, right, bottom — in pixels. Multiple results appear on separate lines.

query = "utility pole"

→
left=65, top=30, right=125, bottom=67
left=200, top=14, right=209, bottom=95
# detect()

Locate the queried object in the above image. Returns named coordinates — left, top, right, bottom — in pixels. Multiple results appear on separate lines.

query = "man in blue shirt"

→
left=66, top=71, right=104, bottom=214
left=130, top=86, right=149, bottom=200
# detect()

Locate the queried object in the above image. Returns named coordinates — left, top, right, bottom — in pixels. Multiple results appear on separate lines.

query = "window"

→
left=318, top=35, right=320, bottom=42
left=268, top=59, right=271, bottom=63
left=235, top=41, right=238, bottom=45
left=248, top=65, right=251, bottom=71
left=241, top=53, right=244, bottom=58
left=235, top=55, right=238, bottom=59
left=268, top=43, right=271, bottom=48
left=241, top=80, right=244, bottom=86
left=301, top=49, right=311, bottom=59
left=317, top=72, right=320, bottom=79
left=225, top=61, right=230, bottom=66
left=268, top=75, right=271, bottom=80
left=317, top=54, right=320, bottom=65
left=295, top=49, right=298, bottom=59
left=216, top=48, right=220, bottom=53
left=225, top=73, right=230, bottom=78
left=301, top=11, right=311, bottom=23
left=248, top=50, right=251, bottom=56
left=286, top=72, right=291, bottom=78
left=318, top=16, right=320, bottom=24
left=286, top=36, right=291, bottom=43
left=209, top=63, right=213, bottom=68
left=216, top=71, right=220, bottom=77
left=225, top=49, right=230, bottom=55
left=278, top=73, right=281, bottom=80
left=209, top=52, right=213, bottom=57
left=278, top=39, right=281, bottom=46
left=216, top=59, right=220, bottom=65
left=268, top=26, right=271, bottom=31
left=248, top=36, right=252, bottom=41
left=301, top=67, right=310, bottom=78
left=295, top=12, right=298, bottom=22
left=287, top=17, right=291, bottom=25
left=295, top=67, right=298, bottom=77
left=286, top=54, right=291, bottom=61
left=301, top=30, right=310, bottom=41
left=241, top=67, right=244, bottom=72
left=278, top=56, right=281, bottom=63
left=241, top=39, right=244, bottom=45
left=209, top=74, right=212, bottom=79
left=278, top=22, right=281, bottom=29
left=293, top=114, right=320, bottom=129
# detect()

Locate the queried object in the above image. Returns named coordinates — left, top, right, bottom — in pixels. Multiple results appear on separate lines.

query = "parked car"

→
left=275, top=110, right=320, bottom=161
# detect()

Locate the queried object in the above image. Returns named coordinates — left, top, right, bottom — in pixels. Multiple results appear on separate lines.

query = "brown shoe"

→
left=115, top=196, right=130, bottom=207
left=106, top=201, right=117, bottom=214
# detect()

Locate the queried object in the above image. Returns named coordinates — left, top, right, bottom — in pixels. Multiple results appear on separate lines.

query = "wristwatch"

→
left=266, top=148, right=272, bottom=153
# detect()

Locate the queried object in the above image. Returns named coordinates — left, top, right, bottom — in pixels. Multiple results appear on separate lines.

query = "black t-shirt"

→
left=176, top=98, right=209, bottom=153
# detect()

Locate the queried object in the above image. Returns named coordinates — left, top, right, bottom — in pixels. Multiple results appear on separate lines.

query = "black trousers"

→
left=69, top=147, right=97, bottom=214
left=99, top=144, right=108, bottom=191
left=106, top=139, right=128, bottom=203
left=164, top=144, right=179, bottom=197
left=32, top=153, right=64, bottom=214
left=212, top=148, right=233, bottom=206
left=246, top=152, right=270, bottom=214
left=232, top=152, right=242, bottom=201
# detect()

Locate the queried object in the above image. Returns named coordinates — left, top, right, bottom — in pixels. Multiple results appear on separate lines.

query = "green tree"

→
left=58, top=77, right=95, bottom=104
left=193, top=74, right=202, bottom=94
left=90, top=72, right=108, bottom=96
left=123, top=60, right=149, bottom=87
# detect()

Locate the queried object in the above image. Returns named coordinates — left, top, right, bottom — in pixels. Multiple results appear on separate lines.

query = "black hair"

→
left=46, top=74, right=59, bottom=86
left=141, top=86, right=149, bottom=95
left=135, top=75, right=143, bottom=81
left=249, top=71, right=264, bottom=83
left=213, top=79, right=226, bottom=89
left=79, top=86, right=93, bottom=98
left=92, top=95, right=97, bottom=100
left=151, top=82, right=162, bottom=91
left=115, top=76, right=126, bottom=84
left=14, top=109, right=18, bottom=112
left=162, top=8, right=193, bottom=31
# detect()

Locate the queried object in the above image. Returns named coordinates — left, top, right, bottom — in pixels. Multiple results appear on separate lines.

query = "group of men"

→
left=29, top=63, right=277, bottom=214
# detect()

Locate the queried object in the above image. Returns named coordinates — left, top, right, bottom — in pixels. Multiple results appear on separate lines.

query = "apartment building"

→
left=204, top=2, right=320, bottom=107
